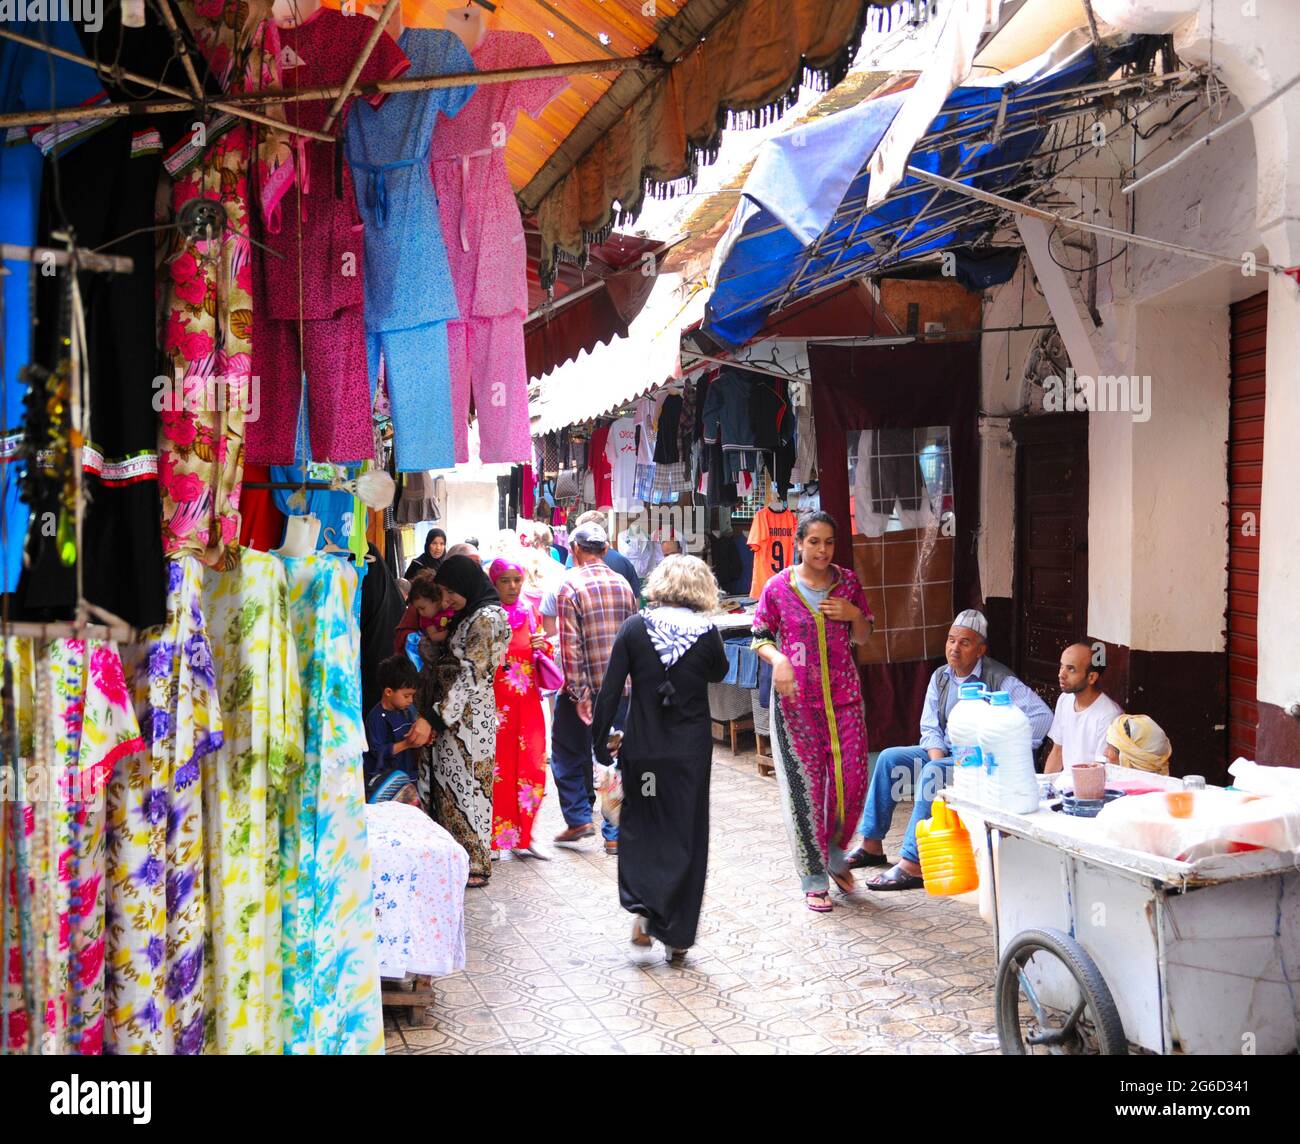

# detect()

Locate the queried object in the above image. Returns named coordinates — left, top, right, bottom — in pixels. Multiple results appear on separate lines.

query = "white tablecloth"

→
left=367, top=802, right=469, bottom=979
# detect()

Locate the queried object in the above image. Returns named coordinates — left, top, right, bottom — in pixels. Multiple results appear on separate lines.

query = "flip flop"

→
left=845, top=847, right=889, bottom=869
left=805, top=890, right=833, bottom=913
left=866, top=865, right=924, bottom=892
left=830, top=867, right=856, bottom=895
left=466, top=874, right=489, bottom=889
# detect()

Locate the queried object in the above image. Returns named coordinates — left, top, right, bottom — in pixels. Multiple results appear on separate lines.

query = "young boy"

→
left=364, top=655, right=423, bottom=803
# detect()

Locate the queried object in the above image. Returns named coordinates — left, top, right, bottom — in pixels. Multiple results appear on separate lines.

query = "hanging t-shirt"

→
left=747, top=506, right=797, bottom=597
left=1049, top=691, right=1124, bottom=768
left=588, top=424, right=613, bottom=507
left=606, top=416, right=639, bottom=509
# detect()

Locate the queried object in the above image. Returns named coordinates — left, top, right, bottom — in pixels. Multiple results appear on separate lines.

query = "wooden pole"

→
left=0, top=25, right=334, bottom=142
left=319, top=0, right=401, bottom=134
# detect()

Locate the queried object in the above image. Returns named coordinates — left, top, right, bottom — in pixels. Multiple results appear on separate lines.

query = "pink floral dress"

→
left=491, top=605, right=549, bottom=852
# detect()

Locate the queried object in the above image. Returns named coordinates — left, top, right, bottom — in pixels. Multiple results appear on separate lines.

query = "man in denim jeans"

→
left=848, top=610, right=1051, bottom=890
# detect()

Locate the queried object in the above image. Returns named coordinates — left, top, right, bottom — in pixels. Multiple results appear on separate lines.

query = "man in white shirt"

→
left=1044, top=641, right=1124, bottom=772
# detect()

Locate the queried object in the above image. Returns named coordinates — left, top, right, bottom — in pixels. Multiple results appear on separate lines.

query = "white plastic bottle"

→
left=979, top=690, right=1039, bottom=813
left=946, top=682, right=988, bottom=801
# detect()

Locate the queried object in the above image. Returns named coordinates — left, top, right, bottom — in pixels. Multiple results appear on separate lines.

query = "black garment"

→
left=707, top=532, right=742, bottom=592
left=592, top=615, right=727, bottom=950
left=652, top=393, right=684, bottom=464
left=360, top=543, right=406, bottom=713
left=404, top=528, right=446, bottom=580
left=434, top=554, right=499, bottom=638
left=750, top=380, right=796, bottom=496
left=869, top=428, right=928, bottom=514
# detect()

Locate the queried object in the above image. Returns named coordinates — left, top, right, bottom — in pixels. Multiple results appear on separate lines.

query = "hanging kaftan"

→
left=429, top=31, right=565, bottom=464
left=346, top=28, right=475, bottom=472
left=201, top=549, right=303, bottom=1054
left=107, top=557, right=223, bottom=1054
left=279, top=554, right=383, bottom=1054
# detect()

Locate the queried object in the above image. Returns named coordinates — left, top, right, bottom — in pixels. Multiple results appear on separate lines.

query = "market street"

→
left=384, top=748, right=999, bottom=1055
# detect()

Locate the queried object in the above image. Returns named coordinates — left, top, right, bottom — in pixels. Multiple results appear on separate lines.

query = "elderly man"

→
left=849, top=609, right=1053, bottom=891
left=551, top=522, right=637, bottom=853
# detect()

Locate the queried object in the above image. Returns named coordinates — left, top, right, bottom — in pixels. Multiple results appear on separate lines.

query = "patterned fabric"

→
left=418, top=605, right=511, bottom=880
left=752, top=566, right=872, bottom=891
left=633, top=462, right=656, bottom=503
left=368, top=801, right=468, bottom=979
left=491, top=605, right=548, bottom=851
left=108, top=557, right=223, bottom=1054
left=280, top=554, right=384, bottom=1055
left=650, top=460, right=688, bottom=496
left=642, top=607, right=714, bottom=670
left=201, top=549, right=303, bottom=1054
left=555, top=562, right=637, bottom=704
left=0, top=638, right=144, bottom=1055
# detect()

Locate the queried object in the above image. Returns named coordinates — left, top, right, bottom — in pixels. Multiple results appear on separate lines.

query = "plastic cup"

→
left=1166, top=790, right=1194, bottom=818
left=1071, top=762, right=1106, bottom=801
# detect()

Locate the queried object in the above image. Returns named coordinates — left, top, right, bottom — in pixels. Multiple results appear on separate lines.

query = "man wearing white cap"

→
left=848, top=609, right=1052, bottom=890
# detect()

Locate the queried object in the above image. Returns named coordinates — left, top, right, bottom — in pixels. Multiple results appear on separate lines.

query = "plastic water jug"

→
left=947, top=682, right=988, bottom=800
left=980, top=690, right=1039, bottom=813
left=916, top=798, right=979, bottom=896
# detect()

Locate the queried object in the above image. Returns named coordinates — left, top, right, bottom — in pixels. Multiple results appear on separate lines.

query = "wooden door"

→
left=1226, top=292, right=1267, bottom=763
left=1011, top=414, right=1089, bottom=705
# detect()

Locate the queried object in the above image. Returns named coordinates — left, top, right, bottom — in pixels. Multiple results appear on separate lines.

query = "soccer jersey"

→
left=747, top=507, right=797, bottom=597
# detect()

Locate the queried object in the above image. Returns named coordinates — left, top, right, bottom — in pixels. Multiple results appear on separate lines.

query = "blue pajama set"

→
left=346, top=29, right=476, bottom=473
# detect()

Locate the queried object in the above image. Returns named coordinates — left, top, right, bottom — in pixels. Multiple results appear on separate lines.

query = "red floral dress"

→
left=491, top=607, right=549, bottom=851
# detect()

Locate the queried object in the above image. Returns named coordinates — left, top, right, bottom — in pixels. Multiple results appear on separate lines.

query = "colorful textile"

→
left=280, top=554, right=384, bottom=1055
left=430, top=31, right=564, bottom=464
left=108, top=558, right=222, bottom=1054
left=555, top=562, right=637, bottom=704
left=491, top=603, right=548, bottom=851
left=417, top=605, right=510, bottom=880
left=367, top=801, right=468, bottom=979
left=248, top=8, right=410, bottom=465
left=201, top=549, right=303, bottom=1054
left=752, top=566, right=872, bottom=892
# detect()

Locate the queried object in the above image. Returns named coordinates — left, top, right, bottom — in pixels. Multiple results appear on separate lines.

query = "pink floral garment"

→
left=367, top=802, right=468, bottom=979
left=752, top=566, right=872, bottom=887
left=160, top=6, right=286, bottom=570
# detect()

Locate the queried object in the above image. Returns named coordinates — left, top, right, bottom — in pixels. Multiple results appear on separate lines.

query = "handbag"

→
left=527, top=610, right=564, bottom=693
left=554, top=467, right=580, bottom=502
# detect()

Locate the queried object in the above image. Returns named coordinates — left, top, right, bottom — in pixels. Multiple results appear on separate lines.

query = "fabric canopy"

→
left=704, top=28, right=1149, bottom=347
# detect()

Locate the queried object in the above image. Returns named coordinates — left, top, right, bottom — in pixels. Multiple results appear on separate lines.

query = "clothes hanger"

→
left=320, top=526, right=350, bottom=556
left=446, top=1, right=490, bottom=52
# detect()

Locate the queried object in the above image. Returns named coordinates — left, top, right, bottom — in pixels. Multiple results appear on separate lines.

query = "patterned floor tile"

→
left=383, top=746, right=998, bottom=1055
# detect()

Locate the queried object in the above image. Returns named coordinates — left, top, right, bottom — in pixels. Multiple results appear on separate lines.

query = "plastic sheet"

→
left=1228, top=758, right=1300, bottom=801
left=1094, top=788, right=1300, bottom=862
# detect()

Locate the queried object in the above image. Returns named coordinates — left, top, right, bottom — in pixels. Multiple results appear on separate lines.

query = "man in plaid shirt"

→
left=552, top=523, right=636, bottom=852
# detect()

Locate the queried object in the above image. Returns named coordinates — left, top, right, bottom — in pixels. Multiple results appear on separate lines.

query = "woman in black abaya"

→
left=593, top=555, right=727, bottom=960
left=404, top=527, right=446, bottom=581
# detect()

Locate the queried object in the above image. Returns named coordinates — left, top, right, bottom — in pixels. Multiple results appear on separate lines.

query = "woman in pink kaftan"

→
left=752, top=512, right=874, bottom=911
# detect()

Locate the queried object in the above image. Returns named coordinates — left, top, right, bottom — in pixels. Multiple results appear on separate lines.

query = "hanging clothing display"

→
left=393, top=472, right=447, bottom=526
left=160, top=4, right=284, bottom=570
left=430, top=31, right=564, bottom=464
left=348, top=29, right=475, bottom=473
left=200, top=549, right=303, bottom=1054
left=852, top=428, right=936, bottom=537
left=280, top=554, right=384, bottom=1054
left=747, top=505, right=798, bottom=598
left=248, top=9, right=410, bottom=466
left=606, top=415, right=639, bottom=510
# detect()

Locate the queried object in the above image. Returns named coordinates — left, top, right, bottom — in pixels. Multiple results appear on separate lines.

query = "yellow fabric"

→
left=1106, top=714, right=1172, bottom=775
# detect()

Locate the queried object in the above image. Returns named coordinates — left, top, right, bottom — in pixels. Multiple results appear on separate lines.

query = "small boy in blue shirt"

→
left=364, top=655, right=422, bottom=803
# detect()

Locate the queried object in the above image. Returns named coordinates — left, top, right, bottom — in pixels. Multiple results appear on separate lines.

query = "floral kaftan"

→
left=280, top=554, right=384, bottom=1055
left=107, top=557, right=223, bottom=1054
left=201, top=549, right=303, bottom=1053
left=418, top=607, right=511, bottom=880
left=491, top=607, right=548, bottom=852
left=752, top=565, right=872, bottom=892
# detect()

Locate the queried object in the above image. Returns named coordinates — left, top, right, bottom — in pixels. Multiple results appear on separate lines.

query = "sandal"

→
left=664, top=946, right=687, bottom=964
left=805, top=890, right=833, bottom=913
left=630, top=916, right=652, bottom=948
left=866, top=864, right=924, bottom=892
left=466, top=873, right=489, bottom=888
left=845, top=846, right=889, bottom=870
left=830, top=867, right=856, bottom=895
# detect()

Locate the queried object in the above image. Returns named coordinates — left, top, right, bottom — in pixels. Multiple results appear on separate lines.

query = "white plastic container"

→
left=947, top=682, right=988, bottom=800
left=979, top=690, right=1039, bottom=813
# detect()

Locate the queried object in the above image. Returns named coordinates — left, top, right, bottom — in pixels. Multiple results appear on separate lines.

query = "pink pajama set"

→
left=247, top=8, right=410, bottom=465
left=429, top=30, right=565, bottom=465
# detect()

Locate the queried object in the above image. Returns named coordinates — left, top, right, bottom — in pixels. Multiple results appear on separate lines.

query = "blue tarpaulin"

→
left=705, top=34, right=1147, bottom=347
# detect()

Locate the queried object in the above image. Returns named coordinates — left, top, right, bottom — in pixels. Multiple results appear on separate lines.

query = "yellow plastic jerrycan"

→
left=916, top=798, right=979, bottom=896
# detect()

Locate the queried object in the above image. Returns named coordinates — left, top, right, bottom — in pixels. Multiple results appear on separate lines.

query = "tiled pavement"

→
left=383, top=746, right=1000, bottom=1055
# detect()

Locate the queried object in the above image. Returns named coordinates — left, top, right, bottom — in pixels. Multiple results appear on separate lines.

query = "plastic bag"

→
left=595, top=762, right=623, bottom=827
left=1094, top=788, right=1300, bottom=861
left=1228, top=758, right=1300, bottom=801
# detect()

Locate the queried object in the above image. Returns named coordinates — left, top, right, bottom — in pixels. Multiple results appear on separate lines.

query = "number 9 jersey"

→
left=747, top=505, right=797, bottom=598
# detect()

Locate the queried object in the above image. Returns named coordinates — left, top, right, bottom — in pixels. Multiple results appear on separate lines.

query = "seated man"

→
left=1044, top=641, right=1123, bottom=773
left=849, top=609, right=1053, bottom=891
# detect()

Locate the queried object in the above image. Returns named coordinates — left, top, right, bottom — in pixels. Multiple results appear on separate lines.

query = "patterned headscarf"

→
left=1106, top=714, right=1172, bottom=774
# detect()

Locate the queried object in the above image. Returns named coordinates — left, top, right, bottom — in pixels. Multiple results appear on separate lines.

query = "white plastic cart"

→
left=944, top=790, right=1300, bottom=1055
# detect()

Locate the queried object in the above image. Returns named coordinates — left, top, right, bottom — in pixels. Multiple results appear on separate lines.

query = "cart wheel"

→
left=995, top=927, right=1127, bottom=1055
